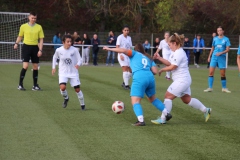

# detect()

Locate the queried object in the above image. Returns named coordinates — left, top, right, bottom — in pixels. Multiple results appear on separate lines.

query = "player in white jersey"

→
left=116, top=25, right=133, bottom=90
left=155, top=31, right=171, bottom=80
left=151, top=33, right=212, bottom=124
left=52, top=35, right=85, bottom=110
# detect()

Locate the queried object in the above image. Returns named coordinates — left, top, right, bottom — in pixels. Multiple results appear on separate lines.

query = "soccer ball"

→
left=112, top=101, right=125, bottom=114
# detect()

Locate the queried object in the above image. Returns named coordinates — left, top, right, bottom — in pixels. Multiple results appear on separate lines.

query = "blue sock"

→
left=221, top=77, right=226, bottom=88
left=133, top=103, right=143, bottom=117
left=152, top=98, right=165, bottom=112
left=208, top=76, right=214, bottom=88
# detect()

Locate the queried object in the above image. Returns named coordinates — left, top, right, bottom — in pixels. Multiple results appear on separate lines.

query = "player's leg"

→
left=70, top=77, right=85, bottom=110
left=59, top=77, right=69, bottom=108
left=218, top=56, right=231, bottom=93
left=31, top=45, right=41, bottom=91
left=237, top=55, right=240, bottom=75
left=181, top=94, right=212, bottom=122
left=146, top=79, right=172, bottom=124
left=204, top=56, right=217, bottom=92
left=18, top=44, right=31, bottom=90
left=130, top=77, right=146, bottom=126
left=163, top=53, right=171, bottom=79
left=195, top=52, right=200, bottom=68
left=118, top=54, right=130, bottom=89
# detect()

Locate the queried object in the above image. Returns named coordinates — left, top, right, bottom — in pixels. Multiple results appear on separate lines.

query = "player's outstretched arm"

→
left=103, top=46, right=129, bottom=55
left=153, top=53, right=171, bottom=66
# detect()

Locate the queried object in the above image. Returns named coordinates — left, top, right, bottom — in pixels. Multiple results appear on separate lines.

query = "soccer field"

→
left=0, top=63, right=240, bottom=160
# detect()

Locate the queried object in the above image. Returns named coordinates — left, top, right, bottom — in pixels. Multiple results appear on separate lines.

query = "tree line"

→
left=1, top=0, right=240, bottom=34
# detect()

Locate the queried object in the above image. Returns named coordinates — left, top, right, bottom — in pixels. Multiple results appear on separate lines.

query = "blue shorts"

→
left=130, top=72, right=155, bottom=98
left=210, top=55, right=226, bottom=69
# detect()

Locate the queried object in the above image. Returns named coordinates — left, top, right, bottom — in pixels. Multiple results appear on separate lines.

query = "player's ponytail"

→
left=169, top=33, right=185, bottom=48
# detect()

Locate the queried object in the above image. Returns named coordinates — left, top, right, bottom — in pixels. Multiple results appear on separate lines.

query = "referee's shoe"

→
left=32, top=84, right=42, bottom=91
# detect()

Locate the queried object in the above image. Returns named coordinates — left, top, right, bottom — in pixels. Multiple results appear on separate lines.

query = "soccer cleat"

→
left=204, top=88, right=213, bottom=92
left=132, top=121, right=146, bottom=126
left=32, top=84, right=42, bottom=91
left=151, top=117, right=166, bottom=124
left=18, top=85, right=26, bottom=91
left=165, top=76, right=171, bottom=81
left=166, top=113, right=172, bottom=121
left=121, top=82, right=125, bottom=88
left=62, top=98, right=69, bottom=108
left=222, top=88, right=231, bottom=93
left=204, top=108, right=212, bottom=122
left=81, top=105, right=85, bottom=110
left=124, top=85, right=131, bottom=90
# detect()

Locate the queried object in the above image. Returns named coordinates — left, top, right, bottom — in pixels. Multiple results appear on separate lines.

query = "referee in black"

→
left=14, top=12, right=44, bottom=91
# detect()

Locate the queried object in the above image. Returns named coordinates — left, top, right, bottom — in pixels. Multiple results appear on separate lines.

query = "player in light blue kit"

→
left=237, top=45, right=240, bottom=76
left=204, top=26, right=231, bottom=93
left=103, top=44, right=172, bottom=126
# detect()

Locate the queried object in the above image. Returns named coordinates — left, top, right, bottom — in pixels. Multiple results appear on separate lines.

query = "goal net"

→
left=0, top=12, right=29, bottom=62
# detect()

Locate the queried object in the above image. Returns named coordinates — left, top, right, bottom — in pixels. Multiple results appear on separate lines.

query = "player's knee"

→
left=74, top=85, right=80, bottom=92
left=59, top=83, right=66, bottom=90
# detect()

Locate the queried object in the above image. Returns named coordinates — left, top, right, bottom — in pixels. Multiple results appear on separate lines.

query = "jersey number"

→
left=142, top=58, right=148, bottom=68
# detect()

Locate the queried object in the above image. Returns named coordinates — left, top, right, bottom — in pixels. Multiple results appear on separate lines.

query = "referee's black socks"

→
left=33, top=70, right=38, bottom=86
left=19, top=68, right=27, bottom=85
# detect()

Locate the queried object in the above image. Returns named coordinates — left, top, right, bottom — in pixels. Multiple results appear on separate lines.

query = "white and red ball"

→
left=112, top=101, right=125, bottom=114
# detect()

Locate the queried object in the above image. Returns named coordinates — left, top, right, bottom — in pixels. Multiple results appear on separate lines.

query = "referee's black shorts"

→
left=22, top=44, right=39, bottom=63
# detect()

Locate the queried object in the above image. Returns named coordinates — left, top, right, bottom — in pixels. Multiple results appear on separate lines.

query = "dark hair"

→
left=122, top=25, right=129, bottom=30
left=83, top=33, right=89, bottom=39
left=29, top=12, right=37, bottom=16
left=217, top=26, right=224, bottom=31
left=62, top=34, right=72, bottom=42
left=134, top=43, right=152, bottom=61
left=55, top=32, right=60, bottom=37
left=168, top=33, right=184, bottom=47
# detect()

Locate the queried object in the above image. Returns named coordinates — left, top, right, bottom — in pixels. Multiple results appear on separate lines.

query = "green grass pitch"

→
left=0, top=63, right=240, bottom=160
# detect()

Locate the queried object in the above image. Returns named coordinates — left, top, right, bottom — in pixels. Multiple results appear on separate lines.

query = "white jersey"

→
left=116, top=34, right=132, bottom=50
left=52, top=46, right=82, bottom=77
left=168, top=48, right=191, bottom=81
left=158, top=39, right=171, bottom=55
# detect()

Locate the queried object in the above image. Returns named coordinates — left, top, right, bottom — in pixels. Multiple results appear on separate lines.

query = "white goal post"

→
left=0, top=12, right=29, bottom=62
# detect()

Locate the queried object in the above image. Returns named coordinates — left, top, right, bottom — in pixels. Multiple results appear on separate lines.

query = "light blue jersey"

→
left=210, top=36, right=231, bottom=69
left=212, top=36, right=231, bottom=57
left=237, top=45, right=240, bottom=55
left=129, top=50, right=156, bottom=98
left=129, top=50, right=156, bottom=74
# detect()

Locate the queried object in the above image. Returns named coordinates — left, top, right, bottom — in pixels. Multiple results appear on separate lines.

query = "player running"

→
left=52, top=35, right=85, bottom=110
left=116, top=25, right=132, bottom=90
left=103, top=44, right=172, bottom=126
left=204, top=26, right=231, bottom=93
left=152, top=33, right=211, bottom=124
left=155, top=31, right=171, bottom=80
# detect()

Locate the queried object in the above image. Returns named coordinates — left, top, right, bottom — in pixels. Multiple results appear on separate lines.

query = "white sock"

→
left=60, top=89, right=68, bottom=99
left=161, top=99, right=172, bottom=120
left=128, top=72, right=132, bottom=79
left=137, top=115, right=144, bottom=122
left=123, top=72, right=129, bottom=86
left=76, top=90, right=85, bottom=105
left=188, top=98, right=207, bottom=113
left=166, top=71, right=171, bottom=78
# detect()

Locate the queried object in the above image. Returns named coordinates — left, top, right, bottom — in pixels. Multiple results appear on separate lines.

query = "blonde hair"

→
left=168, top=33, right=184, bottom=47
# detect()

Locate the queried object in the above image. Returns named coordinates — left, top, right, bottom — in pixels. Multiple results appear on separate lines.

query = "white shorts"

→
left=118, top=53, right=130, bottom=67
left=59, top=76, right=81, bottom=87
left=167, top=79, right=191, bottom=97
